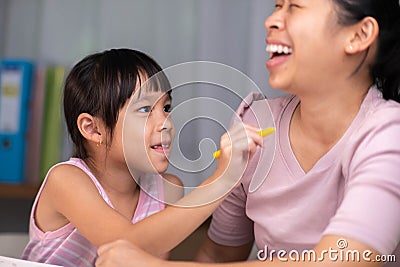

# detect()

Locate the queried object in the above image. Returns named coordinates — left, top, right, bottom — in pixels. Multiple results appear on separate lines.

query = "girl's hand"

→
left=173, top=123, right=265, bottom=208
left=214, top=123, right=264, bottom=186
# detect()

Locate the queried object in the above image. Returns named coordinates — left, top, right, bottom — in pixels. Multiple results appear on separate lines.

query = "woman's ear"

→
left=345, top=16, right=379, bottom=54
left=77, top=113, right=103, bottom=145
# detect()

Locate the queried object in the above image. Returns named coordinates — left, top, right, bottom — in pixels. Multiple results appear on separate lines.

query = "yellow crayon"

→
left=213, top=127, right=275, bottom=159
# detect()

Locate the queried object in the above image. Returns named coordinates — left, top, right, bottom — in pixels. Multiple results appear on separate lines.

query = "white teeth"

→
left=152, top=144, right=169, bottom=149
left=266, top=44, right=292, bottom=54
left=283, top=46, right=289, bottom=54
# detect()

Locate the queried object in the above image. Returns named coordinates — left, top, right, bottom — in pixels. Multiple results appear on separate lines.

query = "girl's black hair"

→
left=63, top=48, right=171, bottom=159
left=333, top=0, right=400, bottom=102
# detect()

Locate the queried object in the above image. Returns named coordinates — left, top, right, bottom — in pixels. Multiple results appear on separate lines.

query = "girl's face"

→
left=265, top=0, right=346, bottom=93
left=112, top=87, right=175, bottom=177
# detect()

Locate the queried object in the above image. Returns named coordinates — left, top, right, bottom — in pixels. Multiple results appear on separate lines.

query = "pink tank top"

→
left=22, top=158, right=165, bottom=266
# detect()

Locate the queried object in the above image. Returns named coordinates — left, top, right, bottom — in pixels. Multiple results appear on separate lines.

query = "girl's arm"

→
left=95, top=236, right=384, bottom=267
left=43, top=123, right=264, bottom=256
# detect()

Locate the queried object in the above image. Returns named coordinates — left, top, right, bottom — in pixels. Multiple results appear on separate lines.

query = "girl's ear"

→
left=77, top=113, right=103, bottom=145
left=345, top=16, right=379, bottom=54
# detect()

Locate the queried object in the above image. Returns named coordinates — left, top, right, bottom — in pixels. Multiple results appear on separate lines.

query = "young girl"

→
left=22, top=48, right=264, bottom=266
left=95, top=1, right=400, bottom=266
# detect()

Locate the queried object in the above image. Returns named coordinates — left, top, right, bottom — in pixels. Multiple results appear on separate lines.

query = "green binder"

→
left=39, top=66, right=65, bottom=181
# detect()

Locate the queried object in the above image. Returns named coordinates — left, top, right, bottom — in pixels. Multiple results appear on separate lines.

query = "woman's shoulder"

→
left=346, top=92, right=400, bottom=162
left=364, top=86, right=400, bottom=116
left=374, top=98, right=400, bottom=115
left=239, top=92, right=295, bottom=125
left=361, top=89, right=400, bottom=130
left=241, top=91, right=293, bottom=108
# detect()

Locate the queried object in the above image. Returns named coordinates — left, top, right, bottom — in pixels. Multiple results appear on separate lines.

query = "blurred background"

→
left=0, top=0, right=282, bottom=259
left=0, top=0, right=285, bottom=187
left=0, top=0, right=279, bottom=89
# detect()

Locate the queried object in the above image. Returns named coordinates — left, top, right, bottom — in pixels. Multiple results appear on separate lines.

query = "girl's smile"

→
left=150, top=139, right=172, bottom=157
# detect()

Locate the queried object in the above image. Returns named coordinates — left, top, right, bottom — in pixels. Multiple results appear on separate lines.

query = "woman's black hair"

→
left=63, top=48, right=171, bottom=159
left=333, top=0, right=400, bottom=102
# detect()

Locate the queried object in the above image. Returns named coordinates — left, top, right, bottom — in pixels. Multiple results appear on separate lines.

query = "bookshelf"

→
left=0, top=65, right=68, bottom=198
left=0, top=183, right=38, bottom=232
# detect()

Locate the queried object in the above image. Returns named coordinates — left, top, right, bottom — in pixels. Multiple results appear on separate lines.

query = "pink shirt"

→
left=208, top=87, right=400, bottom=265
left=22, top=158, right=165, bottom=266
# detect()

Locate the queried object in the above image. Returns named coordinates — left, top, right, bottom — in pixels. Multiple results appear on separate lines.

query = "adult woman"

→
left=96, top=1, right=400, bottom=266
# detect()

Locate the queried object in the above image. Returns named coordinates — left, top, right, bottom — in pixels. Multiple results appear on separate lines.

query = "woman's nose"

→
left=265, top=9, right=284, bottom=33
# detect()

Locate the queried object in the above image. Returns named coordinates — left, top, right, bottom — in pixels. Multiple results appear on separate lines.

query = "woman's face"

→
left=265, top=0, right=347, bottom=94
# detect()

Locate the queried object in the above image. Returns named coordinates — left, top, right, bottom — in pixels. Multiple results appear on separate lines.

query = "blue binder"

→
left=0, top=59, right=34, bottom=183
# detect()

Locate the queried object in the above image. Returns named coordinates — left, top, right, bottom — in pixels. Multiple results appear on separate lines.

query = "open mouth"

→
left=150, top=143, right=171, bottom=155
left=266, top=44, right=293, bottom=59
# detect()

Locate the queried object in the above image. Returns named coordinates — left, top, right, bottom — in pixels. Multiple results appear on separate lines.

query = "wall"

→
left=0, top=0, right=282, bottom=238
left=0, top=0, right=280, bottom=259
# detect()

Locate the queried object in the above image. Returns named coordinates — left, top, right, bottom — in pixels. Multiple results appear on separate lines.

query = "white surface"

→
left=0, top=233, right=29, bottom=258
left=0, top=256, right=61, bottom=267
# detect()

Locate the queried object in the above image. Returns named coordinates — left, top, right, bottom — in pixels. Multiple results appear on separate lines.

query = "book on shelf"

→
left=24, top=66, right=46, bottom=185
left=0, top=59, right=34, bottom=184
left=1, top=62, right=73, bottom=186
left=38, top=66, right=66, bottom=182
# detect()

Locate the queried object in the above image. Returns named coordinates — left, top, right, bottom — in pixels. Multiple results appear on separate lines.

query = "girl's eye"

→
left=138, top=106, right=151, bottom=113
left=274, top=4, right=283, bottom=10
left=164, top=104, right=172, bottom=113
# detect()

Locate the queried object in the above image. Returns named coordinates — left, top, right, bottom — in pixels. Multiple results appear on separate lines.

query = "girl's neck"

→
left=84, top=157, right=141, bottom=221
left=84, top=157, right=139, bottom=195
